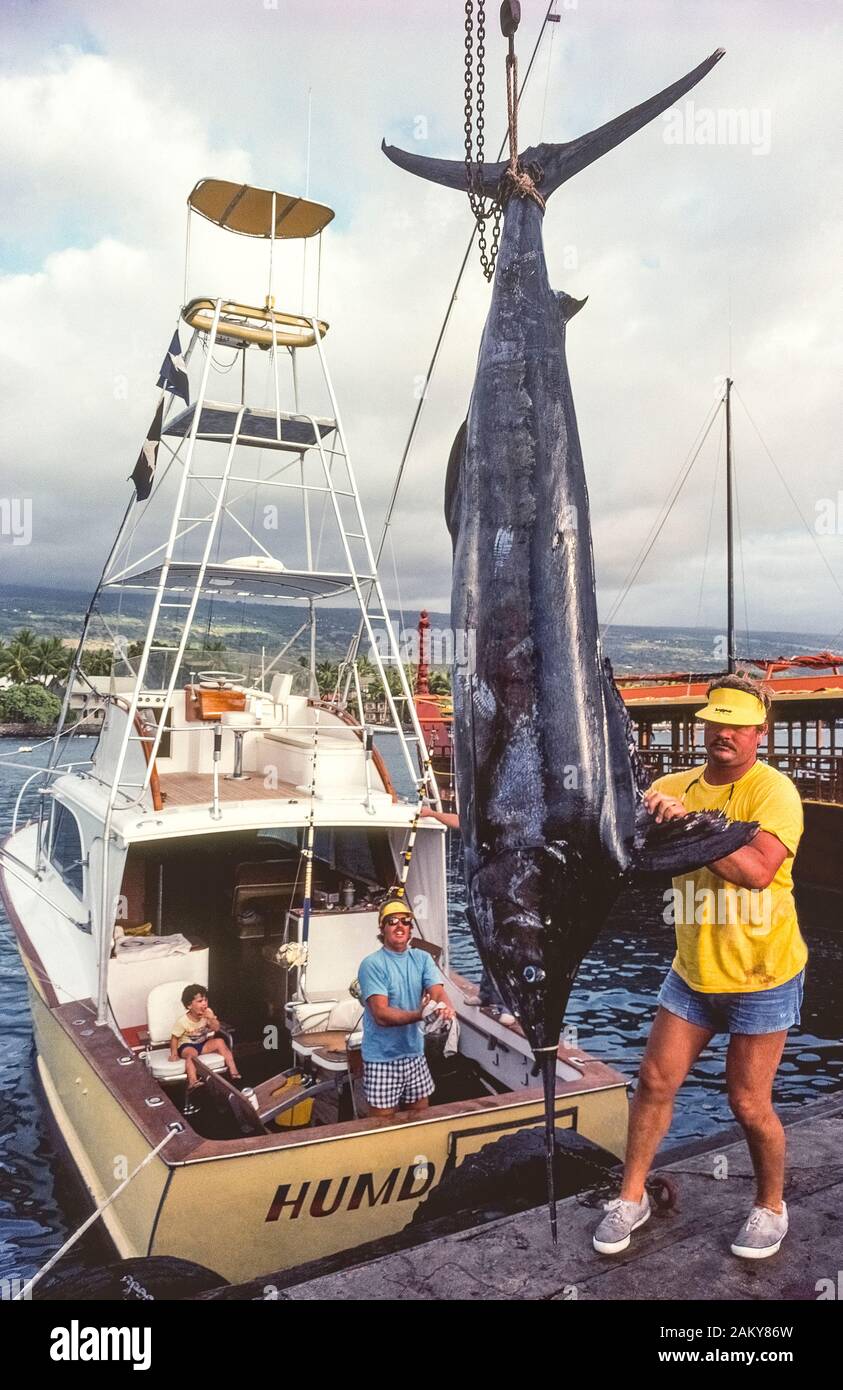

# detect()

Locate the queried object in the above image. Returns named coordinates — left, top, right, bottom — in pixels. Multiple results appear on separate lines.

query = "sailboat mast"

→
left=725, top=376, right=736, bottom=673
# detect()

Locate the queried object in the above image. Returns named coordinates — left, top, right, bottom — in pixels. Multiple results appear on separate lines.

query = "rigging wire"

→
left=695, top=405, right=725, bottom=628
left=734, top=385, right=843, bottom=612
left=601, top=389, right=723, bottom=634
left=731, top=426, right=752, bottom=659
left=538, top=4, right=559, bottom=143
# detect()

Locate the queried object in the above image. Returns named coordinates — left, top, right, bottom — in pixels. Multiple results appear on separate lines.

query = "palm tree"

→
left=315, top=660, right=339, bottom=697
left=0, top=629, right=38, bottom=683
left=32, top=637, right=71, bottom=685
left=80, top=647, right=114, bottom=677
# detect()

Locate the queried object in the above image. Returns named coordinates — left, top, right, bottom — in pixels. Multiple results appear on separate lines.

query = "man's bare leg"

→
left=367, top=1104, right=398, bottom=1126
left=725, top=1030, right=788, bottom=1211
left=404, top=1096, right=431, bottom=1122
left=620, top=1008, right=715, bottom=1202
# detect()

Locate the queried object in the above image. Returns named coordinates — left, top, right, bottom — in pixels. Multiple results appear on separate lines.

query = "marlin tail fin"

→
left=382, top=49, right=724, bottom=201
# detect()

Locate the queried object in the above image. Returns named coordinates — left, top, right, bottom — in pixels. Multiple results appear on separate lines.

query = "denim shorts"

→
left=177, top=1032, right=223, bottom=1056
left=657, top=967, right=804, bottom=1035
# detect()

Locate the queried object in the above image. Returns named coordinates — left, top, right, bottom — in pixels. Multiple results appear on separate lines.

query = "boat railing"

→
left=640, top=748, right=843, bottom=804
left=11, top=761, right=93, bottom=835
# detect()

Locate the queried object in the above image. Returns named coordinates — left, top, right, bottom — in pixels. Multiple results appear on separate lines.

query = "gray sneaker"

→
left=731, top=1202, right=788, bottom=1259
left=592, top=1194, right=651, bottom=1254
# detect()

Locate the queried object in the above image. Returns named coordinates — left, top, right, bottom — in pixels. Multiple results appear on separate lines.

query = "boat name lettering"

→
left=265, top=1161, right=436, bottom=1221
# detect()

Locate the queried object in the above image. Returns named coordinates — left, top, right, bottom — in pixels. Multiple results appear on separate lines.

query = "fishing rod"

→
left=299, top=706, right=321, bottom=971
left=390, top=740, right=437, bottom=929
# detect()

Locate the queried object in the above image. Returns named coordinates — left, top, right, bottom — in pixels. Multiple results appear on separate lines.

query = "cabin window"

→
left=50, top=804, right=85, bottom=897
left=257, top=826, right=393, bottom=888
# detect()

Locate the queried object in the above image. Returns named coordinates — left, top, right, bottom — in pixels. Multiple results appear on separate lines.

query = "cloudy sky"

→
left=1, top=0, right=841, bottom=644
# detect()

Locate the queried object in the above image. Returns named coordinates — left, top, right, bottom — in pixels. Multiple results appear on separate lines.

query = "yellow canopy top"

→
left=188, top=179, right=335, bottom=240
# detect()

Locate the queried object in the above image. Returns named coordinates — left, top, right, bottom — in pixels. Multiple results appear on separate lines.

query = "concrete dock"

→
left=208, top=1094, right=843, bottom=1301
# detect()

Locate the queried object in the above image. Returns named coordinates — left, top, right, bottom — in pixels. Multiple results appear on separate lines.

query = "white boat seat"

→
left=144, top=1048, right=227, bottom=1083
left=219, top=711, right=254, bottom=730
left=284, top=909, right=378, bottom=1050
left=290, top=997, right=363, bottom=1070
left=291, top=1023, right=363, bottom=1066
left=263, top=728, right=356, bottom=751
left=142, top=979, right=229, bottom=1084
left=290, top=995, right=362, bottom=1036
left=269, top=673, right=293, bottom=706
left=286, top=999, right=340, bottom=1031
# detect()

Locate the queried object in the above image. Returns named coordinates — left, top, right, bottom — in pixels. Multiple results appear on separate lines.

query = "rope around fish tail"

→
left=300, top=707, right=321, bottom=950
left=536, top=1045, right=559, bottom=1245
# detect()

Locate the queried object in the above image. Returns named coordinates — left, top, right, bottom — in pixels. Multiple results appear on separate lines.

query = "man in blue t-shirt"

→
left=358, top=897, right=455, bottom=1120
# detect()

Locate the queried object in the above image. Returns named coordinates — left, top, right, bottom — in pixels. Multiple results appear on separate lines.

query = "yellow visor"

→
left=696, top=687, right=767, bottom=726
left=379, top=897, right=413, bottom=924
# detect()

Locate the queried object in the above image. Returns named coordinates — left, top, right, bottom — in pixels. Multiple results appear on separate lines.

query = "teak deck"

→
left=158, top=772, right=301, bottom=806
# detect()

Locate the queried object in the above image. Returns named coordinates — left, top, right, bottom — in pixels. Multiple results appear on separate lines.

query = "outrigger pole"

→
left=725, top=375, right=736, bottom=674
left=299, top=707, right=320, bottom=971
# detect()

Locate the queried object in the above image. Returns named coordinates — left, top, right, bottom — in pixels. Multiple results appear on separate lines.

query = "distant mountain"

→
left=0, top=584, right=837, bottom=674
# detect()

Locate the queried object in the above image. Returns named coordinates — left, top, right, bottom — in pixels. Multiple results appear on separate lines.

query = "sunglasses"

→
left=385, top=915, right=413, bottom=926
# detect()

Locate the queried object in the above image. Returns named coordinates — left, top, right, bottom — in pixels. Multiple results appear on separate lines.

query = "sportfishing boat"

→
left=0, top=179, right=628, bottom=1286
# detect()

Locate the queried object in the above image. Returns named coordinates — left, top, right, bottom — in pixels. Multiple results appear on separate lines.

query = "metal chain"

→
left=464, top=0, right=502, bottom=281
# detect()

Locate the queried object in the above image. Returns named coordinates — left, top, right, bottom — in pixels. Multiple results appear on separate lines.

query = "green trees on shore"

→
left=0, top=683, right=61, bottom=725
left=0, top=627, right=452, bottom=724
left=0, top=630, right=71, bottom=684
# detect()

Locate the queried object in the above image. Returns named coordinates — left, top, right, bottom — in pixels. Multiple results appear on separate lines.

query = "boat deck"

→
left=158, top=772, right=302, bottom=806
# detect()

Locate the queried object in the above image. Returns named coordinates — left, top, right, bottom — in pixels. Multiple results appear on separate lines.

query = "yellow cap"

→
left=378, top=897, right=413, bottom=924
left=696, top=687, right=767, bottom=726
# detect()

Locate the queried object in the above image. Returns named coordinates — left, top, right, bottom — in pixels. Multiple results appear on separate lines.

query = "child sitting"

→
left=169, top=984, right=241, bottom=1093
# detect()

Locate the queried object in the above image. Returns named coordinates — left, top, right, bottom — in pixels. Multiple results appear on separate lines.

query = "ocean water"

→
left=1, top=680, right=842, bottom=1286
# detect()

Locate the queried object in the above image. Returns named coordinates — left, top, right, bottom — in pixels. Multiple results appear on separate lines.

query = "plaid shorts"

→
left=363, top=1055, right=434, bottom=1109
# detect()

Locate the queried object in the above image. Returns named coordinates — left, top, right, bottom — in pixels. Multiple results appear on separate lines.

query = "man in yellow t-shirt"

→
left=593, top=674, right=807, bottom=1262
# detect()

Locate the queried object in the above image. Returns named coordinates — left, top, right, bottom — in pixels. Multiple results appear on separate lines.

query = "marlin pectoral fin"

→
left=601, top=656, right=652, bottom=797
left=634, top=810, right=759, bottom=877
left=445, top=418, right=467, bottom=539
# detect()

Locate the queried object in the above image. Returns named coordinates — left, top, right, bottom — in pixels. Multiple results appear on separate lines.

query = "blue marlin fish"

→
left=384, top=49, right=757, bottom=1235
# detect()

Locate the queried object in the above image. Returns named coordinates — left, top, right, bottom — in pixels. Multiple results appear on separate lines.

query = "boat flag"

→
left=130, top=397, right=165, bottom=502
left=157, top=329, right=190, bottom=406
